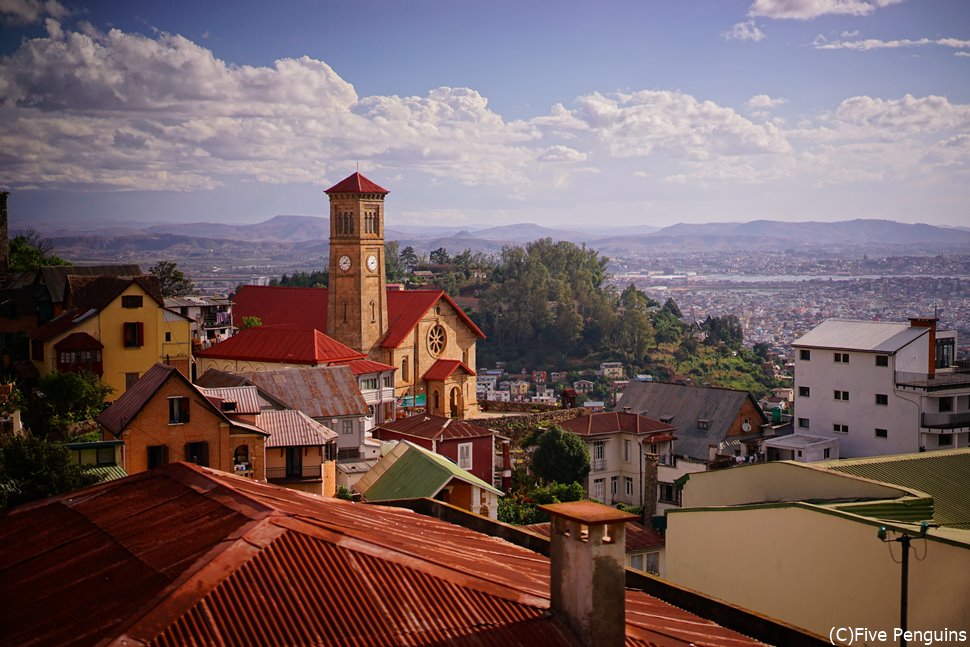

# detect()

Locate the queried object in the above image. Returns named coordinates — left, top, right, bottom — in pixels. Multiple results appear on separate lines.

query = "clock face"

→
left=366, top=254, right=378, bottom=272
left=338, top=255, right=351, bottom=272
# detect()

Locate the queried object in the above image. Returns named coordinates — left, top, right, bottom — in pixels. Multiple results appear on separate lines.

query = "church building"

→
left=232, top=172, right=484, bottom=419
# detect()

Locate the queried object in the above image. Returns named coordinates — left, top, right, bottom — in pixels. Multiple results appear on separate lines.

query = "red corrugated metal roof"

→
left=522, top=521, right=664, bottom=553
left=231, top=285, right=327, bottom=329
left=96, top=363, right=178, bottom=435
left=324, top=171, right=390, bottom=194
left=383, top=289, right=486, bottom=348
left=375, top=413, right=495, bottom=441
left=53, top=331, right=103, bottom=351
left=343, top=358, right=396, bottom=375
left=196, top=326, right=364, bottom=365
left=0, top=463, right=766, bottom=646
left=423, top=358, right=476, bottom=381
left=560, top=412, right=677, bottom=438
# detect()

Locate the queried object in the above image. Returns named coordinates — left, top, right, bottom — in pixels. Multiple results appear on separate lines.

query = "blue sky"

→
left=1, top=0, right=968, bottom=230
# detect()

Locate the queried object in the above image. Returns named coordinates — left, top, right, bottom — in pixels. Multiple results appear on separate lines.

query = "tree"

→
left=149, top=261, right=195, bottom=297
left=24, top=371, right=113, bottom=439
left=9, top=228, right=70, bottom=272
left=531, top=424, right=590, bottom=485
left=429, top=247, right=450, bottom=264
left=0, top=434, right=102, bottom=508
left=384, top=241, right=405, bottom=281
left=241, top=315, right=262, bottom=329
left=399, top=246, right=419, bottom=273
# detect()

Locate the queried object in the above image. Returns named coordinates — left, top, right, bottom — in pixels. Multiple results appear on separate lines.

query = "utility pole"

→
left=877, top=522, right=935, bottom=647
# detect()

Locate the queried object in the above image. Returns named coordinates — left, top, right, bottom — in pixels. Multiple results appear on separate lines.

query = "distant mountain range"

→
left=30, top=216, right=970, bottom=259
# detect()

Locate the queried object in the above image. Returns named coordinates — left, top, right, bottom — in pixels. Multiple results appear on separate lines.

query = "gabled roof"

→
left=28, top=307, right=97, bottom=341
left=230, top=365, right=368, bottom=418
left=196, top=326, right=364, bottom=365
left=560, top=412, right=677, bottom=438
left=324, top=171, right=390, bottom=194
left=792, top=319, right=927, bottom=353
left=376, top=413, right=496, bottom=442
left=356, top=440, right=502, bottom=501
left=53, top=331, right=103, bottom=351
left=195, top=385, right=267, bottom=415
left=422, top=358, right=476, bottom=381
left=38, top=264, right=141, bottom=303
left=229, top=285, right=485, bottom=350
left=258, top=410, right=337, bottom=448
left=0, top=462, right=766, bottom=646
left=616, top=382, right=768, bottom=463
left=96, top=363, right=269, bottom=438
left=68, top=274, right=164, bottom=310
left=343, top=358, right=397, bottom=375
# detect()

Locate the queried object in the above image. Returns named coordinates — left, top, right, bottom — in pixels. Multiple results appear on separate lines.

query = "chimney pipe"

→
left=0, top=191, right=8, bottom=274
left=539, top=501, right=637, bottom=647
left=909, top=317, right=937, bottom=378
left=622, top=406, right=631, bottom=414
left=642, top=451, right=659, bottom=522
left=708, top=443, right=717, bottom=463
left=501, top=438, right=511, bottom=492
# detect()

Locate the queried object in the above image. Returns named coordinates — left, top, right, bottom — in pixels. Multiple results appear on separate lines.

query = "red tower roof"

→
left=325, top=172, right=389, bottom=195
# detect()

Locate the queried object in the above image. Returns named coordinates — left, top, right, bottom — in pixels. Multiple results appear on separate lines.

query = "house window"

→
left=125, top=372, right=140, bottom=389
left=184, top=441, right=209, bottom=467
left=939, top=397, right=954, bottom=413
left=799, top=349, right=811, bottom=361
left=123, top=322, right=144, bottom=348
left=342, top=420, right=354, bottom=435
left=458, top=442, right=473, bottom=470
left=383, top=375, right=393, bottom=388
left=823, top=448, right=831, bottom=459
left=165, top=332, right=172, bottom=342
left=623, top=439, right=631, bottom=462
left=147, top=445, right=168, bottom=469
left=798, top=418, right=810, bottom=429
left=833, top=423, right=849, bottom=433
left=610, top=476, right=618, bottom=496
left=875, top=428, right=888, bottom=438
left=834, top=352, right=849, bottom=364
left=96, top=446, right=115, bottom=465
left=630, top=554, right=643, bottom=571
left=939, top=434, right=953, bottom=446
left=697, top=419, right=710, bottom=429
left=168, top=397, right=190, bottom=424
left=798, top=386, right=810, bottom=397
left=936, top=339, right=955, bottom=369
left=121, top=295, right=143, bottom=308
left=659, top=483, right=680, bottom=505
left=875, top=355, right=889, bottom=367
left=644, top=552, right=659, bottom=574
left=592, top=478, right=606, bottom=503
left=834, top=390, right=849, bottom=401
left=625, top=477, right=634, bottom=497
left=875, top=394, right=888, bottom=406
left=361, top=377, right=378, bottom=390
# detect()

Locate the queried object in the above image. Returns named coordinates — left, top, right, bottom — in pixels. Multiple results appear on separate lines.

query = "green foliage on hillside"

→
left=531, top=424, right=590, bottom=485
left=10, top=229, right=70, bottom=272
left=271, top=270, right=328, bottom=288
left=23, top=371, right=113, bottom=439
left=149, top=261, right=195, bottom=297
left=0, top=435, right=102, bottom=508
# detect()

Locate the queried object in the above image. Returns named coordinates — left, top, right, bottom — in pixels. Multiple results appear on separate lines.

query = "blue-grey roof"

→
left=793, top=319, right=926, bottom=353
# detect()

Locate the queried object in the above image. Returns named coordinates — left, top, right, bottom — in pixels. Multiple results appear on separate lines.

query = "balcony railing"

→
left=592, top=458, right=607, bottom=472
left=921, top=411, right=970, bottom=429
left=896, top=369, right=970, bottom=391
left=266, top=465, right=322, bottom=480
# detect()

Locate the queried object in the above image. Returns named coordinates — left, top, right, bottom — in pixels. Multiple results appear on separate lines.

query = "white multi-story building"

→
left=792, top=317, right=968, bottom=457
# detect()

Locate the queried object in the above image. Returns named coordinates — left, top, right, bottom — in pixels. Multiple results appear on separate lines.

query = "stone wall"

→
left=469, top=406, right=588, bottom=442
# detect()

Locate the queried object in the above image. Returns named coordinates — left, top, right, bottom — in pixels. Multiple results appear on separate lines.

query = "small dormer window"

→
left=660, top=414, right=674, bottom=423
left=697, top=419, right=710, bottom=429
left=221, top=401, right=237, bottom=412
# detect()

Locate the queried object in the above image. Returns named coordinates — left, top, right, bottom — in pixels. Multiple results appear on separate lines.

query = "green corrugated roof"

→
left=816, top=449, right=970, bottom=530
left=83, top=464, right=128, bottom=483
left=360, top=442, right=501, bottom=502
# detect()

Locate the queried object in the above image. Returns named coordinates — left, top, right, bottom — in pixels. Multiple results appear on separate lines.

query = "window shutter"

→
left=180, top=397, right=190, bottom=423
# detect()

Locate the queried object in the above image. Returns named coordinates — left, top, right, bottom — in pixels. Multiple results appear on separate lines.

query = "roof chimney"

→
left=539, top=501, right=637, bottom=646
left=909, top=317, right=937, bottom=377
left=642, top=451, right=659, bottom=522
left=0, top=191, right=9, bottom=274
left=622, top=406, right=631, bottom=413
left=708, top=443, right=718, bottom=463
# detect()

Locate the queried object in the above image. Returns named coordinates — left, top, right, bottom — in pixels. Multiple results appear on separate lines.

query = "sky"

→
left=1, top=0, right=969, bottom=230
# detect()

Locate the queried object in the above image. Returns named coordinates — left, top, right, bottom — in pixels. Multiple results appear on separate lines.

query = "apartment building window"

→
left=798, top=386, right=810, bottom=397
left=644, top=552, right=660, bottom=574
left=939, top=434, right=953, bottom=446
left=625, top=477, right=634, bottom=496
left=168, top=397, right=190, bottom=424
left=121, top=295, right=143, bottom=308
left=834, top=353, right=849, bottom=363
left=592, top=478, right=606, bottom=503
left=875, top=428, right=888, bottom=438
left=936, top=339, right=955, bottom=369
left=939, top=397, right=954, bottom=413
left=875, top=355, right=889, bottom=367
left=184, top=441, right=209, bottom=467
left=659, top=483, right=680, bottom=505
left=458, top=443, right=473, bottom=470
left=623, top=439, right=631, bottom=462
left=592, top=441, right=606, bottom=471
left=123, top=322, right=145, bottom=348
left=799, top=349, right=811, bottom=361
left=833, top=423, right=849, bottom=433
left=610, top=476, right=618, bottom=496
left=798, top=418, right=810, bottom=429
left=834, top=390, right=849, bottom=401
left=147, top=445, right=168, bottom=469
left=875, top=394, right=888, bottom=406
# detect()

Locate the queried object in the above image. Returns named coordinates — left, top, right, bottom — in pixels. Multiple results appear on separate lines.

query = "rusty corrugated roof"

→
left=0, top=463, right=766, bottom=646
left=376, top=413, right=495, bottom=441
left=523, top=521, right=665, bottom=553
left=259, top=410, right=337, bottom=448
left=196, top=385, right=267, bottom=415
left=236, top=365, right=369, bottom=418
left=96, top=363, right=178, bottom=436
left=560, top=412, right=677, bottom=438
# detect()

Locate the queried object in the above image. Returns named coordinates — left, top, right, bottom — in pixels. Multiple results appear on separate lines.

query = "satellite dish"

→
left=742, top=422, right=752, bottom=432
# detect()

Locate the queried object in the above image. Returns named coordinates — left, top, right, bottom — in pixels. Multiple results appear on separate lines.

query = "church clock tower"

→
left=324, top=172, right=390, bottom=357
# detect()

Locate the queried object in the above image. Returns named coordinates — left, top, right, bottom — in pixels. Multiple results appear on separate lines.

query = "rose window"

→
left=428, top=324, right=446, bottom=356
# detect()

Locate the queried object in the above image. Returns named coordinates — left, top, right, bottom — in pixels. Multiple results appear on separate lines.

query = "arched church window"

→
left=402, top=357, right=408, bottom=381
left=342, top=302, right=348, bottom=323
left=370, top=300, right=376, bottom=323
left=427, top=324, right=446, bottom=356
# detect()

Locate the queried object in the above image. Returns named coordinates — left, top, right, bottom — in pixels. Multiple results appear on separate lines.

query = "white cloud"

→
left=956, top=51, right=970, bottom=58
left=841, top=30, right=860, bottom=37
left=537, top=145, right=588, bottom=162
left=747, top=94, right=788, bottom=110
left=815, top=36, right=970, bottom=51
left=723, top=21, right=767, bottom=42
left=749, top=0, right=904, bottom=20
left=0, top=0, right=68, bottom=24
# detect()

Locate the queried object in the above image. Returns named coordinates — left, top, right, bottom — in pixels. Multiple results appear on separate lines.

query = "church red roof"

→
left=343, top=359, right=397, bottom=375
left=196, top=326, right=364, bottom=365
left=324, top=171, right=390, bottom=195
left=231, top=286, right=485, bottom=351
left=422, top=359, right=476, bottom=381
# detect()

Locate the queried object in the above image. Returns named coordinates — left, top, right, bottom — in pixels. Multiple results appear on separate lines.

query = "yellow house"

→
left=29, top=275, right=192, bottom=399
left=665, top=450, right=970, bottom=638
